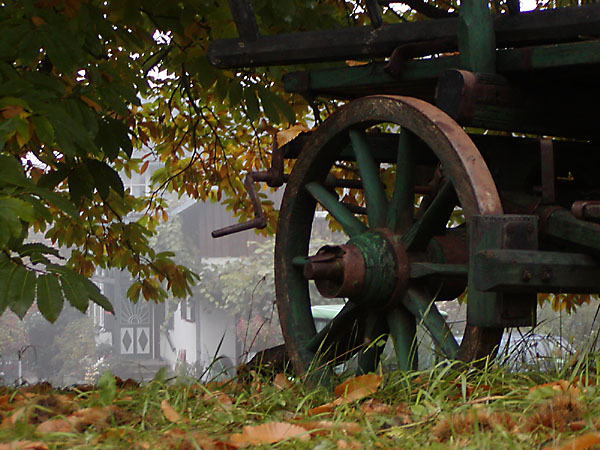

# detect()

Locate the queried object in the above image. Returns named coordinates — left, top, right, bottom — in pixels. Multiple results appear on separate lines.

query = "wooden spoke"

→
left=403, top=181, right=456, bottom=251
left=402, top=287, right=459, bottom=359
left=349, top=129, right=388, bottom=228
left=356, top=311, right=388, bottom=375
left=386, top=304, right=418, bottom=371
left=306, top=302, right=362, bottom=354
left=305, top=182, right=367, bottom=237
left=388, top=130, right=416, bottom=232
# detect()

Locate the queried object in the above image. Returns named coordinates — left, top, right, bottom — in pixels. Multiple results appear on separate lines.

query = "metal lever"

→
left=211, top=173, right=268, bottom=238
left=211, top=145, right=287, bottom=238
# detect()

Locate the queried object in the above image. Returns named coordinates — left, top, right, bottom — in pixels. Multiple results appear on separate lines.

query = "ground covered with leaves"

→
left=2, top=362, right=600, bottom=449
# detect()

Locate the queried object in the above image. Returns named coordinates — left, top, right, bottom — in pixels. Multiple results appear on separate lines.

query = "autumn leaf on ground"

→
left=227, top=422, right=310, bottom=447
left=336, top=439, right=364, bottom=449
left=298, top=420, right=363, bottom=436
left=273, top=373, right=292, bottom=390
left=202, top=390, right=233, bottom=411
left=308, top=374, right=382, bottom=415
left=161, top=399, right=183, bottom=423
left=0, top=441, right=48, bottom=450
left=543, top=432, right=600, bottom=450
left=360, top=399, right=393, bottom=415
left=530, top=380, right=580, bottom=396
left=275, top=125, right=311, bottom=148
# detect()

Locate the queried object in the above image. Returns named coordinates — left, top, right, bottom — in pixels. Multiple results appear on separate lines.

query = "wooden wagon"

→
left=209, top=0, right=600, bottom=378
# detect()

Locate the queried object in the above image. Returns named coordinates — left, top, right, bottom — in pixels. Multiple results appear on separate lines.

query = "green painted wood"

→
left=349, top=130, right=388, bottom=228
left=291, top=256, right=307, bottom=266
left=403, top=287, right=459, bottom=359
left=410, top=262, right=468, bottom=278
left=467, top=215, right=538, bottom=328
left=386, top=304, right=418, bottom=371
left=356, top=311, right=388, bottom=375
left=458, top=0, right=496, bottom=72
left=473, top=248, right=600, bottom=293
left=388, top=131, right=416, bottom=232
left=542, top=208, right=600, bottom=256
left=403, top=181, right=455, bottom=251
left=305, top=182, right=367, bottom=237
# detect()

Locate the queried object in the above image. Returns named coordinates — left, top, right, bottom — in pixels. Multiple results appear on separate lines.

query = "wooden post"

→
left=458, top=0, right=496, bottom=73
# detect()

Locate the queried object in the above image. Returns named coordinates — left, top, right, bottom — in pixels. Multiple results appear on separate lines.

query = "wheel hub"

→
left=303, top=230, right=409, bottom=308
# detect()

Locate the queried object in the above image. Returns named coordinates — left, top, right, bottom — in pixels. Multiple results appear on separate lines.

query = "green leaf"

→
left=8, top=266, right=36, bottom=319
left=0, top=255, right=13, bottom=314
left=37, top=163, right=71, bottom=190
left=68, top=165, right=94, bottom=204
left=257, top=87, right=280, bottom=124
left=228, top=83, right=243, bottom=107
left=0, top=117, right=20, bottom=150
left=85, top=159, right=125, bottom=199
left=79, top=273, right=114, bottom=313
left=271, top=92, right=296, bottom=124
left=59, top=269, right=90, bottom=313
left=0, top=155, right=29, bottom=187
left=244, top=88, right=259, bottom=122
left=96, top=117, right=132, bottom=159
left=36, top=273, right=64, bottom=323
left=0, top=197, right=36, bottom=223
left=30, top=186, right=79, bottom=218
left=31, top=115, right=55, bottom=145
left=97, top=370, right=116, bottom=405
left=187, top=53, right=215, bottom=89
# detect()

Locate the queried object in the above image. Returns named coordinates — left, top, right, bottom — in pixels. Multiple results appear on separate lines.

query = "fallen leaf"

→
left=299, top=420, right=363, bottom=436
left=228, top=422, right=309, bottom=447
left=530, top=380, right=580, bottom=396
left=465, top=395, right=505, bottom=405
left=337, top=438, right=363, bottom=448
left=203, top=391, right=233, bottom=411
left=308, top=374, right=382, bottom=415
left=161, top=399, right=182, bottom=423
left=35, top=417, right=76, bottom=434
left=361, top=399, right=393, bottom=415
left=542, top=432, right=600, bottom=450
left=334, top=374, right=382, bottom=399
left=0, top=441, right=48, bottom=450
left=273, top=373, right=292, bottom=390
left=275, top=125, right=310, bottom=148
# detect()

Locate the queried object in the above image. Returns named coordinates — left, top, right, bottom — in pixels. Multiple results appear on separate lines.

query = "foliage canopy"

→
left=0, top=0, right=373, bottom=321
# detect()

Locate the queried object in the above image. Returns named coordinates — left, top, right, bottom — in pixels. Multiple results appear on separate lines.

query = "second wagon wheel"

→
left=275, top=95, right=504, bottom=378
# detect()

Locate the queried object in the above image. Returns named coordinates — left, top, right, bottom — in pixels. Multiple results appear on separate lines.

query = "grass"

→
left=1, top=354, right=600, bottom=449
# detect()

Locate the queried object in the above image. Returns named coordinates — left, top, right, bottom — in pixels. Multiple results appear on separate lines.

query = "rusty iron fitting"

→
left=305, top=244, right=366, bottom=298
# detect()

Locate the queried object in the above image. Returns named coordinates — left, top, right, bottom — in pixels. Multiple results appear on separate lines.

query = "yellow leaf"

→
left=228, top=422, right=309, bottom=447
left=161, top=399, right=182, bottom=423
left=275, top=125, right=310, bottom=148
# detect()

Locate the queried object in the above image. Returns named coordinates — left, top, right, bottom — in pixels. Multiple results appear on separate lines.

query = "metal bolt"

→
left=542, top=270, right=553, bottom=282
left=521, top=270, right=532, bottom=282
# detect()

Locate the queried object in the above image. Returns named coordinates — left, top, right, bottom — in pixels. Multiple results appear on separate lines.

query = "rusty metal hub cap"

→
left=304, top=230, right=409, bottom=308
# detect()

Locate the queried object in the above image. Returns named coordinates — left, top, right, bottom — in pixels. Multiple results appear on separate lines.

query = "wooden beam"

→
left=227, top=0, right=259, bottom=41
left=208, top=4, right=600, bottom=68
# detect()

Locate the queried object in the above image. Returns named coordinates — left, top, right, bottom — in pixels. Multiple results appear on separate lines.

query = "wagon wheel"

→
left=275, top=95, right=504, bottom=378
